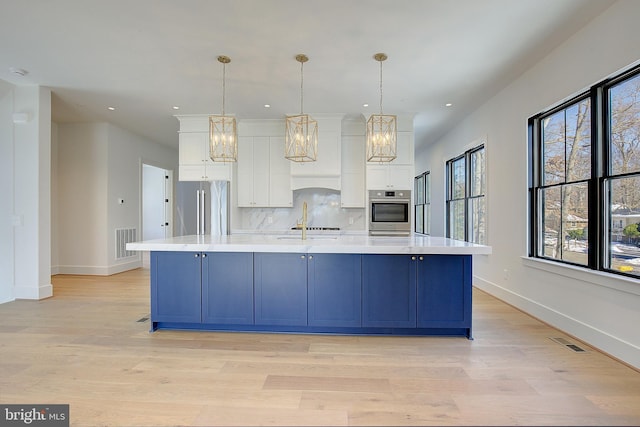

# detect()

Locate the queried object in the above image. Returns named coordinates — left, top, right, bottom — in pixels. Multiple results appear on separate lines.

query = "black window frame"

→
left=446, top=144, right=486, bottom=243
left=528, top=62, right=640, bottom=279
left=414, top=171, right=430, bottom=235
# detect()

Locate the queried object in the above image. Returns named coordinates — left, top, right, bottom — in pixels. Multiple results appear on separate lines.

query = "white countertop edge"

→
left=126, top=234, right=492, bottom=256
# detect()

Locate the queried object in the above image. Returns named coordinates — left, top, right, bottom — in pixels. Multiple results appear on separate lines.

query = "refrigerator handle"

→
left=201, top=190, right=206, bottom=235
left=196, top=190, right=201, bottom=235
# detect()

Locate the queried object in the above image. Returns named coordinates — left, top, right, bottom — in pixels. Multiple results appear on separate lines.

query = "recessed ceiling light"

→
left=9, top=67, right=28, bottom=76
left=363, top=103, right=369, bottom=108
left=107, top=106, right=115, bottom=111
left=172, top=106, right=180, bottom=110
left=264, top=104, right=271, bottom=108
left=445, top=103, right=453, bottom=107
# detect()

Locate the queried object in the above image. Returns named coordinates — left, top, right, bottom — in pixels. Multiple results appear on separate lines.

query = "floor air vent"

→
left=116, top=228, right=137, bottom=259
left=549, top=337, right=587, bottom=353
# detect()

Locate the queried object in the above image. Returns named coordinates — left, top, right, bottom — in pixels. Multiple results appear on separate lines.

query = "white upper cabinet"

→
left=237, top=137, right=270, bottom=207
left=176, top=115, right=234, bottom=182
left=365, top=115, right=415, bottom=190
left=366, top=164, right=414, bottom=190
left=340, top=118, right=366, bottom=208
left=236, top=121, right=292, bottom=208
left=178, top=132, right=233, bottom=181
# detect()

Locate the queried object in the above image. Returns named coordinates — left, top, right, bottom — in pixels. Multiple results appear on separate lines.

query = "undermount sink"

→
left=277, top=236, right=337, bottom=240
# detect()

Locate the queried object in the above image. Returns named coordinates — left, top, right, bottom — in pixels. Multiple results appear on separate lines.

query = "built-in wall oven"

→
left=368, top=190, right=411, bottom=236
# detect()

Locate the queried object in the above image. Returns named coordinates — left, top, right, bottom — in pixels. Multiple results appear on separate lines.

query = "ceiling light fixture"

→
left=366, top=53, right=397, bottom=162
left=209, top=55, right=237, bottom=162
left=285, top=54, right=317, bottom=162
left=9, top=67, right=28, bottom=76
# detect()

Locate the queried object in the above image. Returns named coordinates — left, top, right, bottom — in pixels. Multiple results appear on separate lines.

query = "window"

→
left=529, top=63, right=640, bottom=278
left=446, top=144, right=486, bottom=243
left=414, top=171, right=430, bottom=234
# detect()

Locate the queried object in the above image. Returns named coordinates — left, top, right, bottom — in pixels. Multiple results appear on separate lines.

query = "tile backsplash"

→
left=236, top=188, right=365, bottom=231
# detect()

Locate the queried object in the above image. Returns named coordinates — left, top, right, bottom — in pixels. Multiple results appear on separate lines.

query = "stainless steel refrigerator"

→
left=175, top=181, right=230, bottom=236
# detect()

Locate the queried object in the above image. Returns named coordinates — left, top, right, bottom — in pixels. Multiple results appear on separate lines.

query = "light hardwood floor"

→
left=1, top=268, right=639, bottom=426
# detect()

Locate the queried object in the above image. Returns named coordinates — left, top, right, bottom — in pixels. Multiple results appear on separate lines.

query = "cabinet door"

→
left=237, top=136, right=269, bottom=206
left=237, top=136, right=255, bottom=206
left=308, top=254, right=361, bottom=327
left=366, top=164, right=388, bottom=190
left=341, top=135, right=365, bottom=208
left=269, top=137, right=293, bottom=207
left=387, top=165, right=413, bottom=190
left=179, top=132, right=208, bottom=165
left=417, top=255, right=471, bottom=328
left=151, top=251, right=202, bottom=323
left=179, top=164, right=207, bottom=181
left=362, top=254, right=417, bottom=328
left=202, top=252, right=254, bottom=325
left=252, top=138, right=270, bottom=206
left=254, top=253, right=307, bottom=325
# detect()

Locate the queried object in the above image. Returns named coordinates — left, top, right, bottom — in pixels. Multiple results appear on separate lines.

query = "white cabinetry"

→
left=341, top=128, right=366, bottom=208
left=236, top=120, right=292, bottom=208
left=366, top=129, right=414, bottom=190
left=176, top=115, right=233, bottom=182
left=268, top=137, right=293, bottom=207
left=237, top=136, right=292, bottom=207
left=237, top=137, right=270, bottom=207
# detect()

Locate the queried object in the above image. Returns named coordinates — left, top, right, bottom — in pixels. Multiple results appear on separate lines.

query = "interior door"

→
left=143, top=164, right=169, bottom=240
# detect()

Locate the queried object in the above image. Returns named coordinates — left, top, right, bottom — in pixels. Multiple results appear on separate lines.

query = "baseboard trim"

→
left=14, top=283, right=53, bottom=300
left=474, top=275, right=640, bottom=370
left=56, top=260, right=142, bottom=276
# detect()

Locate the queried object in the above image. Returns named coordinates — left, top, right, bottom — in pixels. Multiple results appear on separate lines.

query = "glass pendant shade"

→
left=285, top=114, right=318, bottom=162
left=285, top=54, right=318, bottom=162
left=366, top=53, right=397, bottom=162
left=209, top=115, right=237, bottom=162
left=209, top=55, right=237, bottom=162
left=366, top=113, right=397, bottom=162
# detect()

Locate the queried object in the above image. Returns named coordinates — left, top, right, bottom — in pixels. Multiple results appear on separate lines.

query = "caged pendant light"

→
left=366, top=53, right=397, bottom=162
left=209, top=55, right=237, bottom=162
left=285, top=54, right=318, bottom=162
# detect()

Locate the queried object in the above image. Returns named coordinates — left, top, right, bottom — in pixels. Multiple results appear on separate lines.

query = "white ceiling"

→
left=0, top=0, right=614, bottom=150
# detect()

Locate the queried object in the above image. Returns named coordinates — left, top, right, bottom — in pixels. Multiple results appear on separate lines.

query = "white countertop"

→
left=126, top=233, right=492, bottom=255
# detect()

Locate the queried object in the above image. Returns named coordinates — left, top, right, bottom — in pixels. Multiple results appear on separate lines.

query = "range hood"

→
left=289, top=114, right=343, bottom=191
left=291, top=174, right=341, bottom=191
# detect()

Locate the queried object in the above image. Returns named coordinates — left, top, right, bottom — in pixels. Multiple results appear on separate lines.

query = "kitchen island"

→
left=127, top=234, right=491, bottom=338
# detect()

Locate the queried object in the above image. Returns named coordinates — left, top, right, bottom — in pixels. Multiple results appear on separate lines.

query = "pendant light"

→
left=209, top=55, right=237, bottom=162
left=366, top=53, right=397, bottom=162
left=285, top=54, right=318, bottom=162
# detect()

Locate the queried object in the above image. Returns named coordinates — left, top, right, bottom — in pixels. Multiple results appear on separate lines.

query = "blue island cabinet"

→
left=254, top=253, right=307, bottom=326
left=417, top=254, right=472, bottom=336
left=308, top=253, right=362, bottom=327
left=202, top=252, right=254, bottom=325
left=151, top=251, right=254, bottom=329
left=362, top=254, right=417, bottom=328
left=151, top=251, right=202, bottom=324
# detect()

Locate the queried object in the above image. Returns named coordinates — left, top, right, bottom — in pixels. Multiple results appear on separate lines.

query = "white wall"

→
left=55, top=122, right=177, bottom=275
left=0, top=86, right=14, bottom=303
left=107, top=124, right=177, bottom=271
left=56, top=123, right=109, bottom=274
left=13, top=86, right=52, bottom=300
left=417, top=0, right=640, bottom=368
